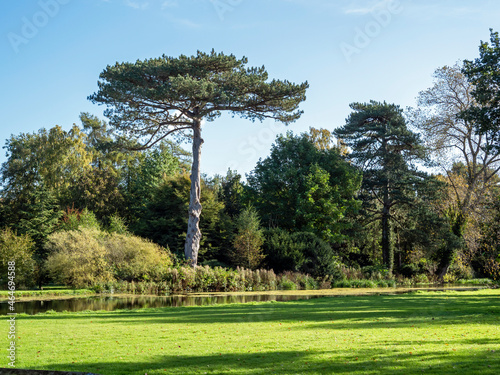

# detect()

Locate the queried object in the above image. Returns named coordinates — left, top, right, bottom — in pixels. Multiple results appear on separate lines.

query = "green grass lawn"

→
left=2, top=289, right=499, bottom=374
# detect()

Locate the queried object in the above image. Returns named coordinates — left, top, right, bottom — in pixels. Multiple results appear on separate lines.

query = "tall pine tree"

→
left=89, top=50, right=308, bottom=266
left=335, top=101, right=427, bottom=273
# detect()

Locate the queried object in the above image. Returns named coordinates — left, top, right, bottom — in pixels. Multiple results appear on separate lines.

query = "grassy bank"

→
left=2, top=289, right=499, bottom=374
left=0, top=288, right=94, bottom=300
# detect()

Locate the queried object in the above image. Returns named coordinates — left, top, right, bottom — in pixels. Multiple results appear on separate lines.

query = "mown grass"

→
left=2, top=289, right=499, bottom=374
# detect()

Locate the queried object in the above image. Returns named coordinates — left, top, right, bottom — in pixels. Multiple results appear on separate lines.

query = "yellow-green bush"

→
left=0, top=228, right=37, bottom=288
left=101, top=232, right=172, bottom=281
left=44, top=228, right=173, bottom=287
left=44, top=229, right=113, bottom=288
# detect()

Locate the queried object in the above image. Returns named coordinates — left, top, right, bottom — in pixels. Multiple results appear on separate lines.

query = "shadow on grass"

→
left=14, top=292, right=500, bottom=374
left=25, top=293, right=500, bottom=330
left=29, top=347, right=500, bottom=375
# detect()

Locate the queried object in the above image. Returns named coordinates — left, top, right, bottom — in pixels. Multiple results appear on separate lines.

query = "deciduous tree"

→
left=461, top=29, right=500, bottom=153
left=409, top=64, right=500, bottom=219
left=0, top=125, right=93, bottom=206
left=247, top=132, right=361, bottom=243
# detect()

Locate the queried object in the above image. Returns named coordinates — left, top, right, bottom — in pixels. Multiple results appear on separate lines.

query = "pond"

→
left=1, top=293, right=335, bottom=315
left=0, top=286, right=487, bottom=315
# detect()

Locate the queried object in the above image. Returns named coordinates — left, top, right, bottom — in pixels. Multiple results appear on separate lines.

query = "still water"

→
left=0, top=293, right=331, bottom=315
left=0, top=286, right=485, bottom=315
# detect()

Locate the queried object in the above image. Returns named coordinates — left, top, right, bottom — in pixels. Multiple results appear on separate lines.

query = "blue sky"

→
left=1, top=0, right=499, bottom=177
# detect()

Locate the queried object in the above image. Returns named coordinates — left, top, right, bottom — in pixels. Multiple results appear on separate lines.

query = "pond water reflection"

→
left=0, top=293, right=326, bottom=315
left=0, top=286, right=486, bottom=315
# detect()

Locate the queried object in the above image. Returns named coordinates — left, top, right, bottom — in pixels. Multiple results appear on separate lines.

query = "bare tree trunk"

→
left=184, top=119, right=203, bottom=267
left=437, top=262, right=451, bottom=281
left=381, top=139, right=393, bottom=274
left=381, top=203, right=392, bottom=273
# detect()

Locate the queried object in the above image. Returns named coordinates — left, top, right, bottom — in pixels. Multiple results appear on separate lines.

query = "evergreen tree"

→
left=218, top=169, right=245, bottom=219
left=89, top=50, right=308, bottom=266
left=335, top=101, right=428, bottom=273
left=14, top=178, right=62, bottom=262
left=123, top=146, right=180, bottom=225
left=231, top=206, right=265, bottom=269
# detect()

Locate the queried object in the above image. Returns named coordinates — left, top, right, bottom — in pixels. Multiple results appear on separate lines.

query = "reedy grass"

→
left=0, top=288, right=94, bottom=299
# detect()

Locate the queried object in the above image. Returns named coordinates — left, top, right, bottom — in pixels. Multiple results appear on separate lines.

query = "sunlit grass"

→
left=2, top=289, right=499, bottom=374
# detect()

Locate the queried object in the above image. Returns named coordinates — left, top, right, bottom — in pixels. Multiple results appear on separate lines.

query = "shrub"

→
left=442, top=273, right=456, bottom=283
left=396, top=276, right=413, bottom=287
left=101, top=232, right=172, bottom=281
left=318, top=275, right=332, bottom=289
left=263, top=229, right=341, bottom=278
left=44, top=228, right=113, bottom=288
left=385, top=279, right=397, bottom=288
left=178, top=266, right=196, bottom=291
left=108, top=214, right=129, bottom=235
left=362, top=265, right=390, bottom=280
left=263, top=228, right=305, bottom=273
left=414, top=273, right=430, bottom=284
left=332, top=279, right=353, bottom=288
left=194, top=266, right=217, bottom=292
left=447, top=255, right=475, bottom=280
left=59, top=208, right=101, bottom=232
left=279, top=279, right=297, bottom=290
left=0, top=228, right=37, bottom=288
left=45, top=227, right=173, bottom=287
left=398, top=263, right=419, bottom=278
left=397, top=258, right=439, bottom=280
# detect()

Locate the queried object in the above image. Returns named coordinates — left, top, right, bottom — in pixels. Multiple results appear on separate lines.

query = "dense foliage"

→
left=231, top=206, right=265, bottom=269
left=44, top=227, right=173, bottom=288
left=461, top=29, right=500, bottom=153
left=1, top=40, right=499, bottom=287
left=0, top=228, right=37, bottom=288
left=247, top=132, right=361, bottom=243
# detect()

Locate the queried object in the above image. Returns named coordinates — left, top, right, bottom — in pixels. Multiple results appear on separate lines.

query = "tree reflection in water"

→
left=0, top=293, right=319, bottom=315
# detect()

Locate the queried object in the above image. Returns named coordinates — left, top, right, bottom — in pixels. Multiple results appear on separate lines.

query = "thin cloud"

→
left=343, top=0, right=395, bottom=15
left=161, top=0, right=178, bottom=9
left=173, top=17, right=201, bottom=28
left=125, top=0, right=149, bottom=10
left=281, top=0, right=336, bottom=8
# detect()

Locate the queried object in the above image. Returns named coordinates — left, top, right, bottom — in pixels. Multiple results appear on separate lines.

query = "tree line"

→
left=1, top=30, right=500, bottom=287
